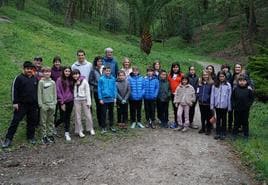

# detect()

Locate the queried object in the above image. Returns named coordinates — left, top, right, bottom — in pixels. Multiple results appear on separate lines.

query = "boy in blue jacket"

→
left=98, top=65, right=117, bottom=133
left=128, top=66, right=145, bottom=128
left=144, top=66, right=159, bottom=129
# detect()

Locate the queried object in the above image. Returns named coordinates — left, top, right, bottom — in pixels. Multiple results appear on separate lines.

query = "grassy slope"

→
left=0, top=2, right=267, bottom=182
left=0, top=2, right=207, bottom=143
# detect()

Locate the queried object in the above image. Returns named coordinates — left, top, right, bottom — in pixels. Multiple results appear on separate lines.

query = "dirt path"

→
left=0, top=107, right=256, bottom=185
left=0, top=62, right=257, bottom=185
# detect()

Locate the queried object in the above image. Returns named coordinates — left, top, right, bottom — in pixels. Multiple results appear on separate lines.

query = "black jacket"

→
left=231, top=85, right=254, bottom=111
left=186, top=73, right=199, bottom=92
left=12, top=73, right=38, bottom=104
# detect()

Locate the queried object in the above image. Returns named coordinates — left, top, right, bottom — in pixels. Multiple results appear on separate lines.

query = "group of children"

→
left=1, top=48, right=254, bottom=148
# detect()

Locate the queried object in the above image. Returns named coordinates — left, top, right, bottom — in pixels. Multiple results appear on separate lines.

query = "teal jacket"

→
left=98, top=75, right=116, bottom=103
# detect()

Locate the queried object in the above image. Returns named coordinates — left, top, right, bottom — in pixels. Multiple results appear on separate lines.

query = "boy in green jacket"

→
left=38, top=67, right=57, bottom=144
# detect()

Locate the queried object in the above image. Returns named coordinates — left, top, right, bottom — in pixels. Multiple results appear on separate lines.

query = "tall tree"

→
left=64, top=0, right=76, bottom=26
left=126, top=0, right=172, bottom=54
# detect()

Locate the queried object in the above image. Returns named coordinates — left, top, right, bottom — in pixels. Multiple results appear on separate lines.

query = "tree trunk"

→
left=239, top=0, right=248, bottom=55
left=16, top=0, right=25, bottom=10
left=128, top=2, right=137, bottom=35
left=64, top=0, right=76, bottom=26
left=248, top=0, right=257, bottom=54
left=140, top=28, right=152, bottom=55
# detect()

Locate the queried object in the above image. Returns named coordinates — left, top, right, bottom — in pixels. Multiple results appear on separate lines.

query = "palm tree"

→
left=127, top=0, right=172, bottom=54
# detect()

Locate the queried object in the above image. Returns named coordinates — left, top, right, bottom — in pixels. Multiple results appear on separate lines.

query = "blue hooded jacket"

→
left=143, top=75, right=159, bottom=100
left=128, top=73, right=144, bottom=101
left=98, top=75, right=116, bottom=103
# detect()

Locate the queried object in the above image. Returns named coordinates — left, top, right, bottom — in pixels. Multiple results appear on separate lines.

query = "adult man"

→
left=2, top=61, right=39, bottom=148
left=33, top=56, right=43, bottom=80
left=102, top=47, right=118, bottom=77
left=71, top=49, right=92, bottom=81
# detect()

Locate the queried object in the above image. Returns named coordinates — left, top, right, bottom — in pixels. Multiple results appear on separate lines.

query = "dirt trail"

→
left=0, top=62, right=257, bottom=185
left=0, top=107, right=256, bottom=185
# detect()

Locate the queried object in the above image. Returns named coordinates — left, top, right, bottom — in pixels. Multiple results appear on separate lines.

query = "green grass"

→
left=0, top=3, right=207, bottom=147
left=0, top=1, right=268, bottom=183
left=231, top=102, right=268, bottom=182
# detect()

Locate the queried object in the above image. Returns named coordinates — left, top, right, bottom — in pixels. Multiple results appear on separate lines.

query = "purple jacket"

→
left=51, top=66, right=62, bottom=82
left=210, top=82, right=232, bottom=111
left=56, top=77, right=74, bottom=105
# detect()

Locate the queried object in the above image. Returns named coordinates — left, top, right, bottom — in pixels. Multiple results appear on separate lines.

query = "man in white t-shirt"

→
left=71, top=49, right=92, bottom=81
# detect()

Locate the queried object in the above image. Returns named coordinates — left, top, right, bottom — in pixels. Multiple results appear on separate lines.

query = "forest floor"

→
left=0, top=63, right=258, bottom=185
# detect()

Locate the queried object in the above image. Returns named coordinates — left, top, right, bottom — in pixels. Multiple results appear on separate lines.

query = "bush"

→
left=247, top=47, right=268, bottom=102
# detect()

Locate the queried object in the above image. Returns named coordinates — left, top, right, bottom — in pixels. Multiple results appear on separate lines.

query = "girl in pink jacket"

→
left=173, top=76, right=196, bottom=132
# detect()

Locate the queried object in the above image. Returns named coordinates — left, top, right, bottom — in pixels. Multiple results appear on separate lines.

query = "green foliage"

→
left=247, top=47, right=268, bottom=101
left=232, top=102, right=268, bottom=182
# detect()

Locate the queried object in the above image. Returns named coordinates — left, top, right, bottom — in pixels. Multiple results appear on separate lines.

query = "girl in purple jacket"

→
left=211, top=71, right=232, bottom=140
left=56, top=66, right=74, bottom=141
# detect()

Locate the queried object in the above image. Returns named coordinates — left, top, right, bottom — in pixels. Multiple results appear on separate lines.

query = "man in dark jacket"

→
left=2, top=61, right=39, bottom=148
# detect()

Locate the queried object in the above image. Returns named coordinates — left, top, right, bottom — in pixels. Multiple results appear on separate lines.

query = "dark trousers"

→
left=171, top=94, right=178, bottom=124
left=60, top=101, right=73, bottom=132
left=144, top=100, right=156, bottom=121
left=94, top=92, right=102, bottom=127
left=228, top=110, right=233, bottom=132
left=129, top=100, right=142, bottom=122
left=199, top=104, right=212, bottom=132
left=54, top=103, right=60, bottom=126
left=100, top=102, right=114, bottom=128
left=157, top=101, right=169, bottom=124
left=215, top=108, right=228, bottom=135
left=6, top=103, right=38, bottom=140
left=233, top=109, right=249, bottom=137
left=189, top=100, right=197, bottom=124
left=117, top=102, right=128, bottom=123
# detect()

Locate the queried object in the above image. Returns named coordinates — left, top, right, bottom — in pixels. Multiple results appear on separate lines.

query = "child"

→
left=221, top=64, right=233, bottom=133
left=98, top=65, right=117, bottom=133
left=38, top=67, right=57, bottom=144
left=232, top=75, right=254, bottom=139
left=56, top=66, right=74, bottom=141
left=232, top=63, right=253, bottom=90
left=211, top=71, right=232, bottom=140
left=89, top=56, right=104, bottom=128
left=157, top=70, right=171, bottom=128
left=153, top=60, right=161, bottom=78
left=2, top=61, right=38, bottom=148
left=51, top=56, right=63, bottom=128
left=197, top=70, right=214, bottom=135
left=144, top=66, right=159, bottom=129
left=128, top=66, right=145, bottom=128
left=173, top=77, right=195, bottom=132
left=121, top=57, right=132, bottom=77
left=116, top=70, right=131, bottom=128
left=186, top=66, right=199, bottom=129
left=72, top=69, right=95, bottom=137
left=167, top=62, right=184, bottom=128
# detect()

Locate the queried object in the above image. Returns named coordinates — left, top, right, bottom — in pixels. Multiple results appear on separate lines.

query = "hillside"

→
left=0, top=3, right=219, bottom=141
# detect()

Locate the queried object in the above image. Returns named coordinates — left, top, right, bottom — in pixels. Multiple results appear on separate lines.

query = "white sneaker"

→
left=182, top=127, right=189, bottom=132
left=90, top=129, right=95, bottom=136
left=137, top=122, right=145, bottom=128
left=79, top=131, right=85, bottom=138
left=131, top=122, right=136, bottom=129
left=65, top=132, right=71, bottom=141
